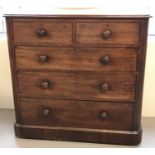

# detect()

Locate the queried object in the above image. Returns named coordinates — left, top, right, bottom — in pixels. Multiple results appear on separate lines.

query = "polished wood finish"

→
left=76, top=22, right=139, bottom=45
left=13, top=21, right=72, bottom=44
left=14, top=123, right=142, bottom=145
left=134, top=19, right=149, bottom=130
left=18, top=71, right=136, bottom=101
left=20, top=98, right=133, bottom=130
left=5, top=15, right=149, bottom=145
left=16, top=46, right=137, bottom=72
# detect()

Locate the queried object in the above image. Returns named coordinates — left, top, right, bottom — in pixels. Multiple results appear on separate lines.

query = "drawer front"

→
left=20, top=98, right=133, bottom=131
left=76, top=22, right=139, bottom=45
left=16, top=46, right=137, bottom=72
left=13, top=21, right=72, bottom=44
left=18, top=71, right=136, bottom=102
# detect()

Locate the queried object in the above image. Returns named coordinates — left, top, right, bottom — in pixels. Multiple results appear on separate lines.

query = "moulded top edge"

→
left=3, top=14, right=151, bottom=19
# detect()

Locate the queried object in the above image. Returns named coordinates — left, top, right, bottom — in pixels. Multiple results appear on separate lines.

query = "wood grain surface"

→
left=16, top=46, right=137, bottom=72
left=18, top=71, right=136, bottom=102
left=13, top=21, right=72, bottom=44
left=20, top=98, right=133, bottom=131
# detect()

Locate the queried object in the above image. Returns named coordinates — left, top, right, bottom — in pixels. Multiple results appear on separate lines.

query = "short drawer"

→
left=76, top=22, right=139, bottom=45
left=13, top=21, right=72, bottom=44
left=19, top=98, right=133, bottom=131
left=18, top=71, right=136, bottom=102
left=16, top=46, right=137, bottom=72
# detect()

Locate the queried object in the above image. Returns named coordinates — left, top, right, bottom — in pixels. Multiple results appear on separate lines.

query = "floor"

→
left=0, top=109, right=155, bottom=148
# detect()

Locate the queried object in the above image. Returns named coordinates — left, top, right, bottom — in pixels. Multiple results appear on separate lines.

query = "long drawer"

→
left=19, top=98, right=133, bottom=131
left=18, top=71, right=136, bottom=102
left=16, top=46, right=137, bottom=72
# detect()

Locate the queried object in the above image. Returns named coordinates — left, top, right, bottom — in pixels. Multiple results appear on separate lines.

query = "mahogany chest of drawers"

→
left=5, top=14, right=149, bottom=145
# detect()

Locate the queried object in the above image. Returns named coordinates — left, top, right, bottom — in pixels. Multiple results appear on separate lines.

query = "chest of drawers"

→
left=5, top=14, right=149, bottom=145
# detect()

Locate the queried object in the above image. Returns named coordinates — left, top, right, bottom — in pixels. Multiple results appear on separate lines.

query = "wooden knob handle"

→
left=100, top=111, right=108, bottom=120
left=101, top=56, right=110, bottom=65
left=40, top=81, right=49, bottom=89
left=101, top=83, right=110, bottom=92
left=101, top=30, right=112, bottom=39
left=36, top=28, right=47, bottom=37
left=43, top=108, right=51, bottom=116
left=39, top=55, right=49, bottom=63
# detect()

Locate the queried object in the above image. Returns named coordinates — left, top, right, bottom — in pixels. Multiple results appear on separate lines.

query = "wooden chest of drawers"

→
left=5, top=14, right=149, bottom=145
